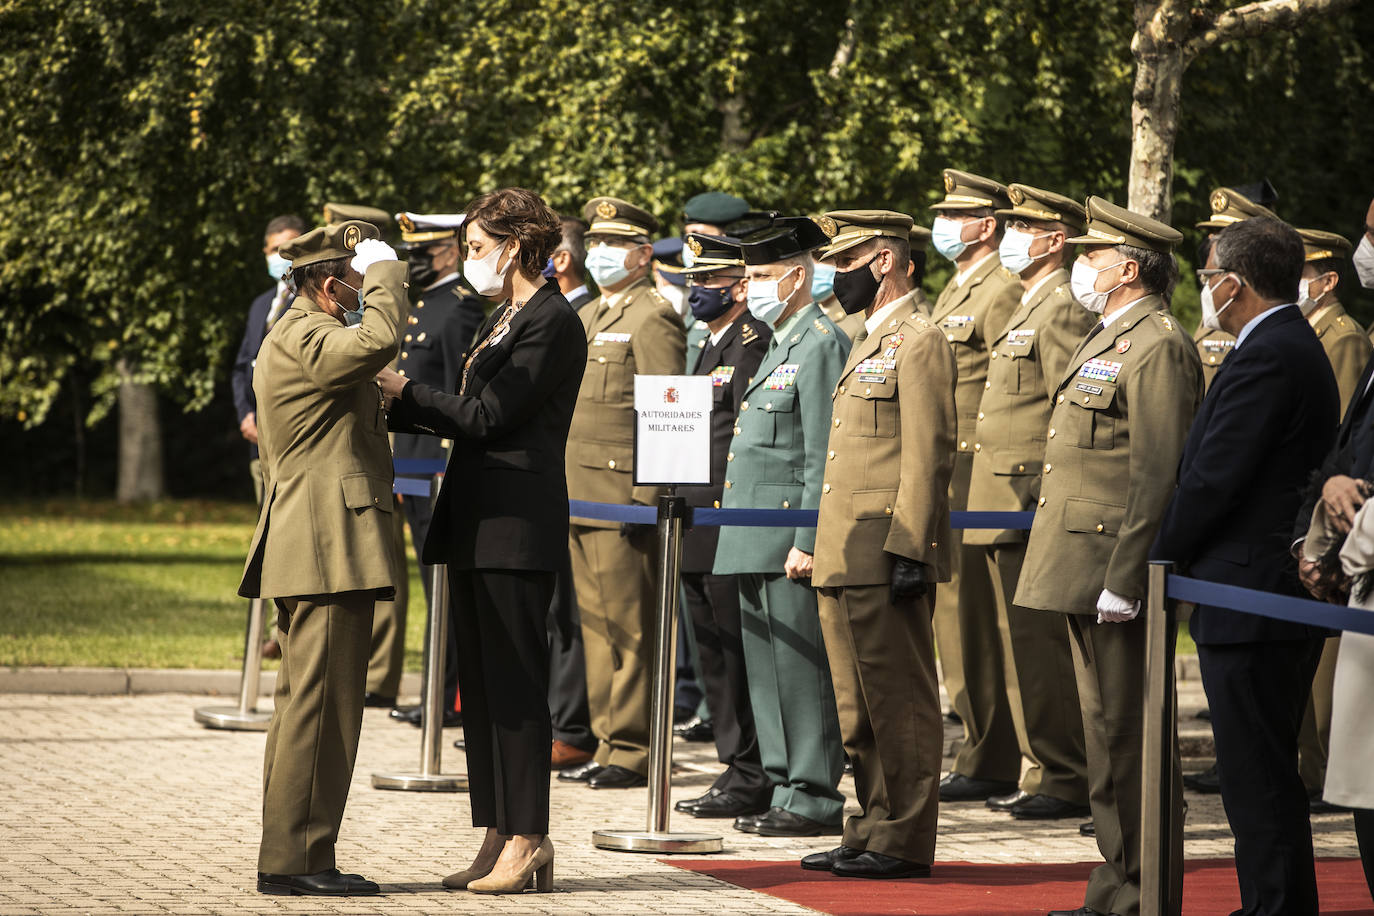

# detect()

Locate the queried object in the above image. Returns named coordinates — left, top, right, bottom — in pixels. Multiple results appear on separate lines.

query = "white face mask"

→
left=998, top=227, right=1049, bottom=275
left=1200, top=273, right=1238, bottom=331
left=1297, top=278, right=1319, bottom=316
left=657, top=282, right=688, bottom=317
left=1070, top=258, right=1127, bottom=314
left=746, top=268, right=800, bottom=323
left=1354, top=235, right=1374, bottom=289
left=464, top=241, right=512, bottom=298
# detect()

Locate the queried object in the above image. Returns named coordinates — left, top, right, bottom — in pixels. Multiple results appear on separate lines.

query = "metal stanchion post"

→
left=373, top=473, right=467, bottom=792
left=194, top=597, right=273, bottom=730
left=594, top=493, right=722, bottom=854
left=1140, top=561, right=1178, bottom=916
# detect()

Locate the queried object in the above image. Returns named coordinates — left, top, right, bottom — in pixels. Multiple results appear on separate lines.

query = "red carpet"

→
left=666, top=857, right=1373, bottom=916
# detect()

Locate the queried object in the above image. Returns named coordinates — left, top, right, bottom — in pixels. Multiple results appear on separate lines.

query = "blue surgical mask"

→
left=585, top=244, right=632, bottom=288
left=266, top=252, right=291, bottom=281
left=542, top=256, right=557, bottom=279
left=998, top=227, right=1049, bottom=276
left=810, top=261, right=836, bottom=302
left=335, top=279, right=365, bottom=325
left=931, top=216, right=969, bottom=261
left=688, top=284, right=734, bottom=322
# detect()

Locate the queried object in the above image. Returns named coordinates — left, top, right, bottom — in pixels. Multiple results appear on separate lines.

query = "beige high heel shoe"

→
left=441, top=832, right=506, bottom=889
left=467, top=837, right=554, bottom=894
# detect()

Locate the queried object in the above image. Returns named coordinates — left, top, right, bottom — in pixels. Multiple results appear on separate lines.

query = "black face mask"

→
left=833, top=255, right=881, bottom=315
left=688, top=284, right=734, bottom=322
left=407, top=250, right=439, bottom=290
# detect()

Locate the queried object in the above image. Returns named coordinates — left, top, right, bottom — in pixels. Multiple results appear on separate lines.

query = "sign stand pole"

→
left=194, top=597, right=272, bottom=731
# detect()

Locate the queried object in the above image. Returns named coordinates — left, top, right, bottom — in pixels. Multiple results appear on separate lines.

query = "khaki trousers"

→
left=817, top=584, right=941, bottom=865
left=570, top=524, right=655, bottom=774
left=934, top=452, right=1019, bottom=781
left=366, top=495, right=408, bottom=698
left=259, top=592, right=374, bottom=875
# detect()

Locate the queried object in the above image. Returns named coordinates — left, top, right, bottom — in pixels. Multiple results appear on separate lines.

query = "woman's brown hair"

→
left=463, top=187, right=562, bottom=279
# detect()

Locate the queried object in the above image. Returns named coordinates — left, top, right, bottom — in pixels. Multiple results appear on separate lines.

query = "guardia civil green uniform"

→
left=1295, top=227, right=1370, bottom=794
left=567, top=198, right=687, bottom=778
left=1016, top=198, right=1202, bottom=916
left=964, top=185, right=1094, bottom=810
left=929, top=170, right=1023, bottom=788
left=713, top=219, right=851, bottom=828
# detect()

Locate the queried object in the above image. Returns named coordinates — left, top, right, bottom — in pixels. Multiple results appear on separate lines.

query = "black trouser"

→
left=1354, top=808, right=1374, bottom=899
left=1198, top=638, right=1325, bottom=916
left=547, top=551, right=594, bottom=752
left=450, top=569, right=554, bottom=836
left=681, top=571, right=768, bottom=802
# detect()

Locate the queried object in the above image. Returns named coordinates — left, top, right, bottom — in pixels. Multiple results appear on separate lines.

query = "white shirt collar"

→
left=956, top=251, right=997, bottom=287
left=708, top=324, right=731, bottom=346
left=1235, top=303, right=1297, bottom=348
left=1101, top=295, right=1148, bottom=331
left=1020, top=272, right=1058, bottom=306
left=864, top=291, right=915, bottom=336
left=425, top=271, right=459, bottom=292
left=565, top=283, right=589, bottom=303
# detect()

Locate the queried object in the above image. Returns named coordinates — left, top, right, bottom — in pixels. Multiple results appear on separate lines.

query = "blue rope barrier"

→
left=567, top=499, right=1033, bottom=530
left=392, top=477, right=433, bottom=498
left=393, top=458, right=447, bottom=475
left=1166, top=572, right=1374, bottom=638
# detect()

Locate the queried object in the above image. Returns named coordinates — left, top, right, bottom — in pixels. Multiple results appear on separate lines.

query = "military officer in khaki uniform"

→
left=238, top=221, right=408, bottom=896
left=1192, top=189, right=1280, bottom=389
left=564, top=197, right=687, bottom=789
left=806, top=209, right=957, bottom=878
left=1018, top=198, right=1203, bottom=916
left=966, top=185, right=1094, bottom=821
left=1295, top=227, right=1372, bottom=800
left=927, top=169, right=1024, bottom=801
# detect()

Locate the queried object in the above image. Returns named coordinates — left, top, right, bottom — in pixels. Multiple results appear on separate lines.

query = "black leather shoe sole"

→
left=938, top=773, right=1018, bottom=802
left=257, top=872, right=379, bottom=896
left=1078, top=821, right=1095, bottom=837
left=733, top=813, right=763, bottom=833
left=754, top=808, right=843, bottom=837
left=1010, top=795, right=1092, bottom=820
left=987, top=789, right=1030, bottom=811
left=557, top=761, right=604, bottom=782
left=800, top=846, right=863, bottom=871
left=830, top=852, right=931, bottom=879
left=362, top=693, right=396, bottom=709
left=588, top=765, right=647, bottom=789
left=690, top=794, right=769, bottom=819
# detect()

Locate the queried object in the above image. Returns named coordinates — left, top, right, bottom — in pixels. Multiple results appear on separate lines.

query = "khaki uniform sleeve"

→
left=1325, top=329, right=1373, bottom=415
left=885, top=326, right=957, bottom=567
left=298, top=261, right=407, bottom=391
left=793, top=333, right=850, bottom=554
left=629, top=302, right=687, bottom=506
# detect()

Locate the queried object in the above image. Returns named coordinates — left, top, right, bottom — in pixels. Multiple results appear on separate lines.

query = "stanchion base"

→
left=592, top=829, right=723, bottom=854
left=193, top=706, right=271, bottom=731
left=371, top=773, right=468, bottom=792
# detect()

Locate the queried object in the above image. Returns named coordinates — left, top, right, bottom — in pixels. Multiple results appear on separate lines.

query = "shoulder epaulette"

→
left=813, top=318, right=831, bottom=335
left=740, top=322, right=759, bottom=345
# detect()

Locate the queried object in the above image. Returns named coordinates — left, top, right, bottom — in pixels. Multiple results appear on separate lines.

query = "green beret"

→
left=682, top=192, right=751, bottom=227
left=814, top=209, right=914, bottom=260
left=583, top=197, right=659, bottom=238
left=322, top=202, right=392, bottom=230
left=1069, top=197, right=1182, bottom=254
left=997, top=184, right=1087, bottom=233
left=1196, top=188, right=1279, bottom=230
left=1296, top=227, right=1353, bottom=262
left=931, top=169, right=1011, bottom=211
left=279, top=220, right=379, bottom=269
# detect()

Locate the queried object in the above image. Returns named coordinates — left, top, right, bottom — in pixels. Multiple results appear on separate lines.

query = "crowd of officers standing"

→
left=234, top=175, right=1374, bottom=912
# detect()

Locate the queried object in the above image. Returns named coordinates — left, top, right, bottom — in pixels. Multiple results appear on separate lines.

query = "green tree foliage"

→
left=1, top=0, right=1369, bottom=429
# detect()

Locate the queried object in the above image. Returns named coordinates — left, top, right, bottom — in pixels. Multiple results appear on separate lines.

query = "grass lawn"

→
left=0, top=500, right=426, bottom=670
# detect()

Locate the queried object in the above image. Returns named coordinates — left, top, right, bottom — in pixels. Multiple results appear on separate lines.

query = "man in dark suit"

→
left=1153, top=216, right=1339, bottom=916
left=671, top=232, right=773, bottom=820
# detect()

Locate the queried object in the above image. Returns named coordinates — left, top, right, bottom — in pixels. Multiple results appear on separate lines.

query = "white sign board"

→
left=633, top=375, right=712, bottom=486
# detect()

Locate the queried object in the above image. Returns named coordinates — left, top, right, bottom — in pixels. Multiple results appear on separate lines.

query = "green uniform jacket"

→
left=812, top=297, right=957, bottom=587
left=1309, top=299, right=1373, bottom=415
left=238, top=260, right=409, bottom=600
left=966, top=271, right=1095, bottom=546
left=567, top=278, right=686, bottom=528
left=713, top=303, right=850, bottom=574
left=687, top=317, right=711, bottom=363
left=931, top=255, right=1022, bottom=457
left=1193, top=325, right=1235, bottom=391
left=1015, top=296, right=1204, bottom=614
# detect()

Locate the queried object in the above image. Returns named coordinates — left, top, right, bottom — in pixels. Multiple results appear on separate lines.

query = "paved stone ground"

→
left=0, top=685, right=1358, bottom=916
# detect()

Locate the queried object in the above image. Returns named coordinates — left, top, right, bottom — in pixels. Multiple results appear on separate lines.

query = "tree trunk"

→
left=116, top=360, right=164, bottom=503
left=1128, top=0, right=1190, bottom=223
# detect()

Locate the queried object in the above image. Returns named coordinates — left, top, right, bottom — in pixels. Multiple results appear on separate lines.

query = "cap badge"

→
left=1116, top=338, right=1131, bottom=354
left=1210, top=190, right=1228, bottom=215
left=816, top=216, right=838, bottom=238
left=686, top=237, right=703, bottom=257
left=397, top=214, right=415, bottom=232
left=343, top=225, right=361, bottom=250
left=595, top=201, right=617, bottom=220
left=943, top=173, right=956, bottom=193
left=1009, top=187, right=1025, bottom=205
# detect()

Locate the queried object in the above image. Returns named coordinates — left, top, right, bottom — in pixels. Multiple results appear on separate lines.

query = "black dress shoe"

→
left=843, top=755, right=854, bottom=776
left=257, top=868, right=379, bottom=896
left=691, top=791, right=769, bottom=819
left=362, top=692, right=396, bottom=709
left=987, top=788, right=1030, bottom=811
left=674, top=717, right=715, bottom=742
left=389, top=705, right=463, bottom=728
left=675, top=788, right=721, bottom=813
left=939, top=772, right=1018, bottom=802
left=800, top=845, right=863, bottom=871
left=754, top=806, right=843, bottom=837
left=452, top=738, right=466, bottom=750
left=1011, top=794, right=1092, bottom=820
left=733, top=812, right=764, bottom=833
left=390, top=704, right=417, bottom=722
left=830, top=851, right=931, bottom=879
left=557, top=760, right=604, bottom=782
left=1047, top=908, right=1106, bottom=916
left=1078, top=821, right=1095, bottom=837
left=1183, top=763, right=1220, bottom=794
left=673, top=715, right=704, bottom=737
left=588, top=764, right=647, bottom=789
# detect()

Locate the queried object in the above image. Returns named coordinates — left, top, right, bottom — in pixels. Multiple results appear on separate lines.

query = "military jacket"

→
left=966, top=270, right=1096, bottom=546
left=1015, top=296, right=1204, bottom=614
left=1193, top=325, right=1235, bottom=391
left=713, top=303, right=850, bottom=574
left=239, top=261, right=409, bottom=600
left=393, top=276, right=485, bottom=462
left=812, top=297, right=957, bottom=587
left=823, top=290, right=931, bottom=344
left=566, top=277, right=686, bottom=527
left=687, top=317, right=711, bottom=364
left=1308, top=299, right=1372, bottom=415
left=931, top=254, right=1022, bottom=455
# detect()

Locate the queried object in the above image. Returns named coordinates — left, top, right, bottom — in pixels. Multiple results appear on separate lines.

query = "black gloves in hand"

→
left=889, top=555, right=932, bottom=603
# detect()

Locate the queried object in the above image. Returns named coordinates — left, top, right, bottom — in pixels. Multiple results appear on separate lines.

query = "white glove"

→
left=1096, top=588, right=1141, bottom=624
left=350, top=238, right=398, bottom=275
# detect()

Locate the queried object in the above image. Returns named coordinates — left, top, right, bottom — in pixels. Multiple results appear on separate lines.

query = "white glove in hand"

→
left=351, top=238, right=398, bottom=275
left=1096, top=588, right=1141, bottom=624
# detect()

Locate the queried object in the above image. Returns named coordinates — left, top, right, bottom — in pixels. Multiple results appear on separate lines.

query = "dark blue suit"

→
left=1153, top=305, right=1338, bottom=916
left=231, top=285, right=289, bottom=461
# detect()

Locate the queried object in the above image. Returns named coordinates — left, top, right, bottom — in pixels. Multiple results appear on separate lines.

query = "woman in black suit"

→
left=379, top=187, right=586, bottom=894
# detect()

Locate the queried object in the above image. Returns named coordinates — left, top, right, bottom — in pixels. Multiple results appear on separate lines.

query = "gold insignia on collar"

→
left=1210, top=190, right=1228, bottom=215
left=686, top=237, right=703, bottom=257
left=1161, top=315, right=1174, bottom=331
left=943, top=173, right=956, bottom=193
left=1009, top=187, right=1025, bottom=205
left=343, top=225, right=361, bottom=250
left=596, top=200, right=617, bottom=220
left=817, top=216, right=838, bottom=238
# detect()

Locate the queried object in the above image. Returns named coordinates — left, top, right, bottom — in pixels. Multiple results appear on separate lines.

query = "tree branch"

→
left=1186, top=0, right=1363, bottom=60
left=828, top=16, right=857, bottom=79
